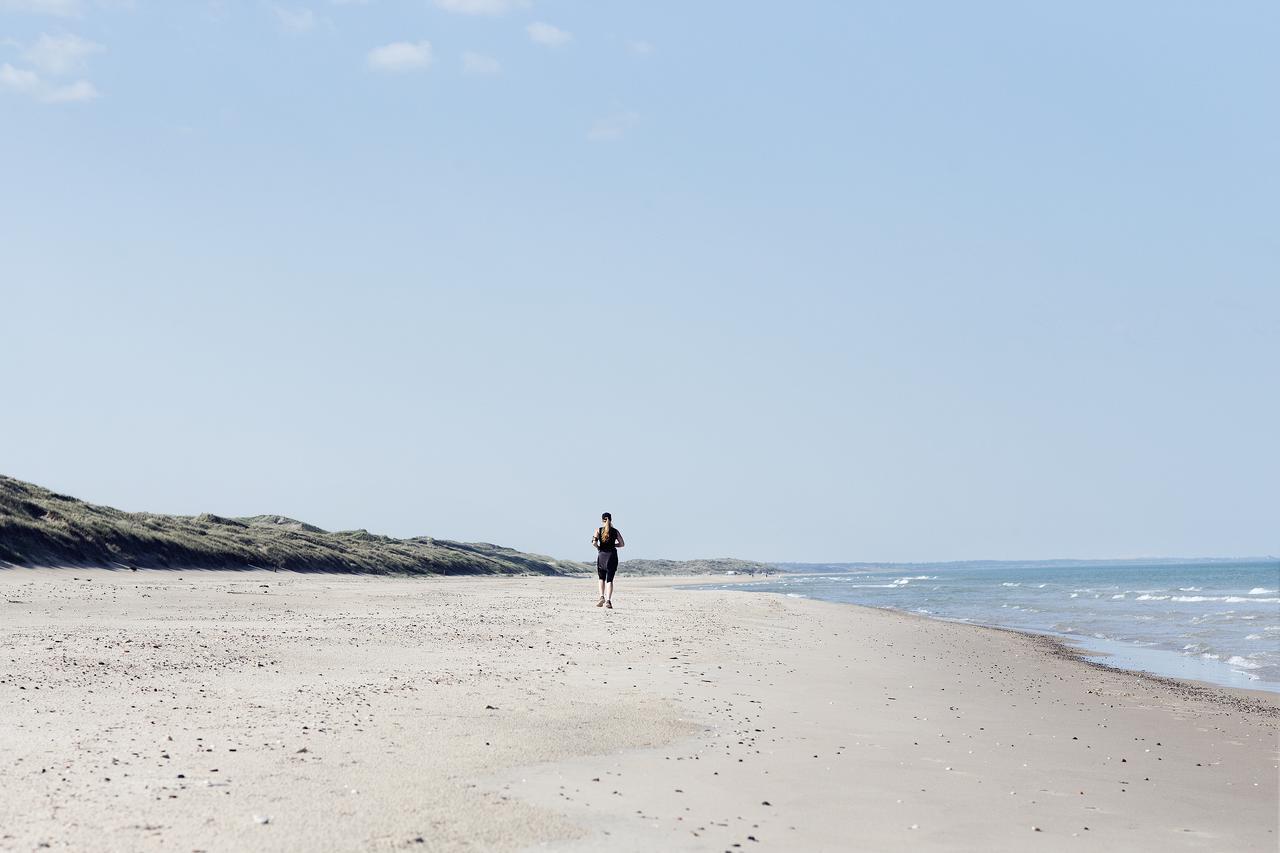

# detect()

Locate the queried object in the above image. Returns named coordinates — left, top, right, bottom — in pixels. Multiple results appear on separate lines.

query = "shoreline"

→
left=666, top=572, right=1280, bottom=712
left=674, top=574, right=1280, bottom=698
left=2, top=569, right=1276, bottom=851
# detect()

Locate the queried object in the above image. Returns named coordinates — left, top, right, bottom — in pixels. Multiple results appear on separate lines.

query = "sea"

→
left=694, top=558, right=1280, bottom=693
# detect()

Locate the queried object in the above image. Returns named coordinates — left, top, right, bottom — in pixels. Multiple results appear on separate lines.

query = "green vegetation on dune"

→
left=603, top=557, right=779, bottom=576
left=0, top=476, right=587, bottom=576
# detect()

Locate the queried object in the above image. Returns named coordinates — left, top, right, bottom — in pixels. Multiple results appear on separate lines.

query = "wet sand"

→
left=0, top=569, right=1275, bottom=852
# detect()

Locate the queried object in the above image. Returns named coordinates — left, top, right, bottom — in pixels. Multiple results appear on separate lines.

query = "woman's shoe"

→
left=604, top=600, right=613, bottom=609
left=596, top=596, right=606, bottom=607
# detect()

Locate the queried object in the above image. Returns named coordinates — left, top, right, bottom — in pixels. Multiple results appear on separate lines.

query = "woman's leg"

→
left=605, top=578, right=614, bottom=602
left=598, top=577, right=605, bottom=599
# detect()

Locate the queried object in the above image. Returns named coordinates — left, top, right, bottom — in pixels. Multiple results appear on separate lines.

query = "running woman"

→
left=591, top=512, right=624, bottom=609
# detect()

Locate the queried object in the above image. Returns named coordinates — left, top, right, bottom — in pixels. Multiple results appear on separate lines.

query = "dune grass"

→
left=615, top=557, right=778, bottom=576
left=0, top=475, right=584, bottom=576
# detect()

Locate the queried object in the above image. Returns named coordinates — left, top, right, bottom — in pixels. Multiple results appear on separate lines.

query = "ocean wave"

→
left=1249, top=587, right=1278, bottom=595
left=1171, top=595, right=1280, bottom=604
left=1227, top=655, right=1262, bottom=669
left=844, top=583, right=906, bottom=589
left=1179, top=587, right=1202, bottom=592
left=1001, top=582, right=1020, bottom=587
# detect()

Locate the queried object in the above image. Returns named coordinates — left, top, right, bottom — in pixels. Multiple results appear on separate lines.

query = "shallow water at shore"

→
left=693, top=559, right=1280, bottom=693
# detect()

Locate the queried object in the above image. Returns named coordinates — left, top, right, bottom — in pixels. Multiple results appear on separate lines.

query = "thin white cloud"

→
left=526, top=21, right=570, bottom=47
left=1, top=61, right=98, bottom=102
left=461, top=51, right=500, bottom=75
left=627, top=39, right=653, bottom=56
left=275, top=6, right=317, bottom=32
left=435, top=0, right=527, bottom=15
left=0, top=0, right=82, bottom=16
left=22, top=33, right=103, bottom=75
left=2, top=31, right=102, bottom=103
left=367, top=40, right=432, bottom=72
left=588, top=111, right=638, bottom=142
left=0, top=62, right=41, bottom=94
left=0, top=0, right=132, bottom=14
left=43, top=77, right=96, bottom=101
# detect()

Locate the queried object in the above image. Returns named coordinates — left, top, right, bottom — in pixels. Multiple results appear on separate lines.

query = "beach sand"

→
left=0, top=569, right=1275, bottom=852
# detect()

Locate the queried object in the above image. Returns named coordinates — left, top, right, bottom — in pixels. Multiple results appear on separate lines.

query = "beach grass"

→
left=0, top=475, right=582, bottom=575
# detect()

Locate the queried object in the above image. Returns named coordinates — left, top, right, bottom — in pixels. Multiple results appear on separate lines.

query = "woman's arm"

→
left=615, top=531, right=625, bottom=547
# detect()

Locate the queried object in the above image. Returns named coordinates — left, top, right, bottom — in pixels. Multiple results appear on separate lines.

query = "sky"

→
left=2, top=1, right=1277, bottom=564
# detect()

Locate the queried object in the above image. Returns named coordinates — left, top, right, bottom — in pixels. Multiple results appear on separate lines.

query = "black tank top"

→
left=597, top=527, right=619, bottom=551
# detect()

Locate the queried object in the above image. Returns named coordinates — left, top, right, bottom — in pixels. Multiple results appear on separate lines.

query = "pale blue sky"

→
left=2, top=1, right=1276, bottom=563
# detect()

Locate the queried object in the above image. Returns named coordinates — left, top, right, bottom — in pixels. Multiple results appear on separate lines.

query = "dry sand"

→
left=0, top=569, right=1275, bottom=852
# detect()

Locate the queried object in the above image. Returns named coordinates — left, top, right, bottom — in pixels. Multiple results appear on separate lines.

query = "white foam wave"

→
left=1248, top=588, right=1277, bottom=595
left=1227, top=656, right=1262, bottom=669
left=1170, top=595, right=1280, bottom=603
left=1179, top=587, right=1202, bottom=592
left=1001, top=582, right=1020, bottom=587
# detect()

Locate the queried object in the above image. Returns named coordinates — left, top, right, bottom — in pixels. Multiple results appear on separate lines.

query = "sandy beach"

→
left=0, top=569, right=1275, bottom=852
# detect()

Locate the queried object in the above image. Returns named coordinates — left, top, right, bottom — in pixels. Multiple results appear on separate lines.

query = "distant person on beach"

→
left=591, top=512, right=624, bottom=609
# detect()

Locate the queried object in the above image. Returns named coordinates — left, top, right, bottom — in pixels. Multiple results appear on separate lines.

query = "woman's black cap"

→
left=601, top=512, right=611, bottom=520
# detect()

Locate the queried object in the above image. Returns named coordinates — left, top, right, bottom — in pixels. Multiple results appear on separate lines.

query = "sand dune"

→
left=0, top=569, right=1275, bottom=852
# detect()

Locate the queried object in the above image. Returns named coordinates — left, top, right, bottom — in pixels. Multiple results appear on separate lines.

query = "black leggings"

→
left=597, top=550, right=618, bottom=583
